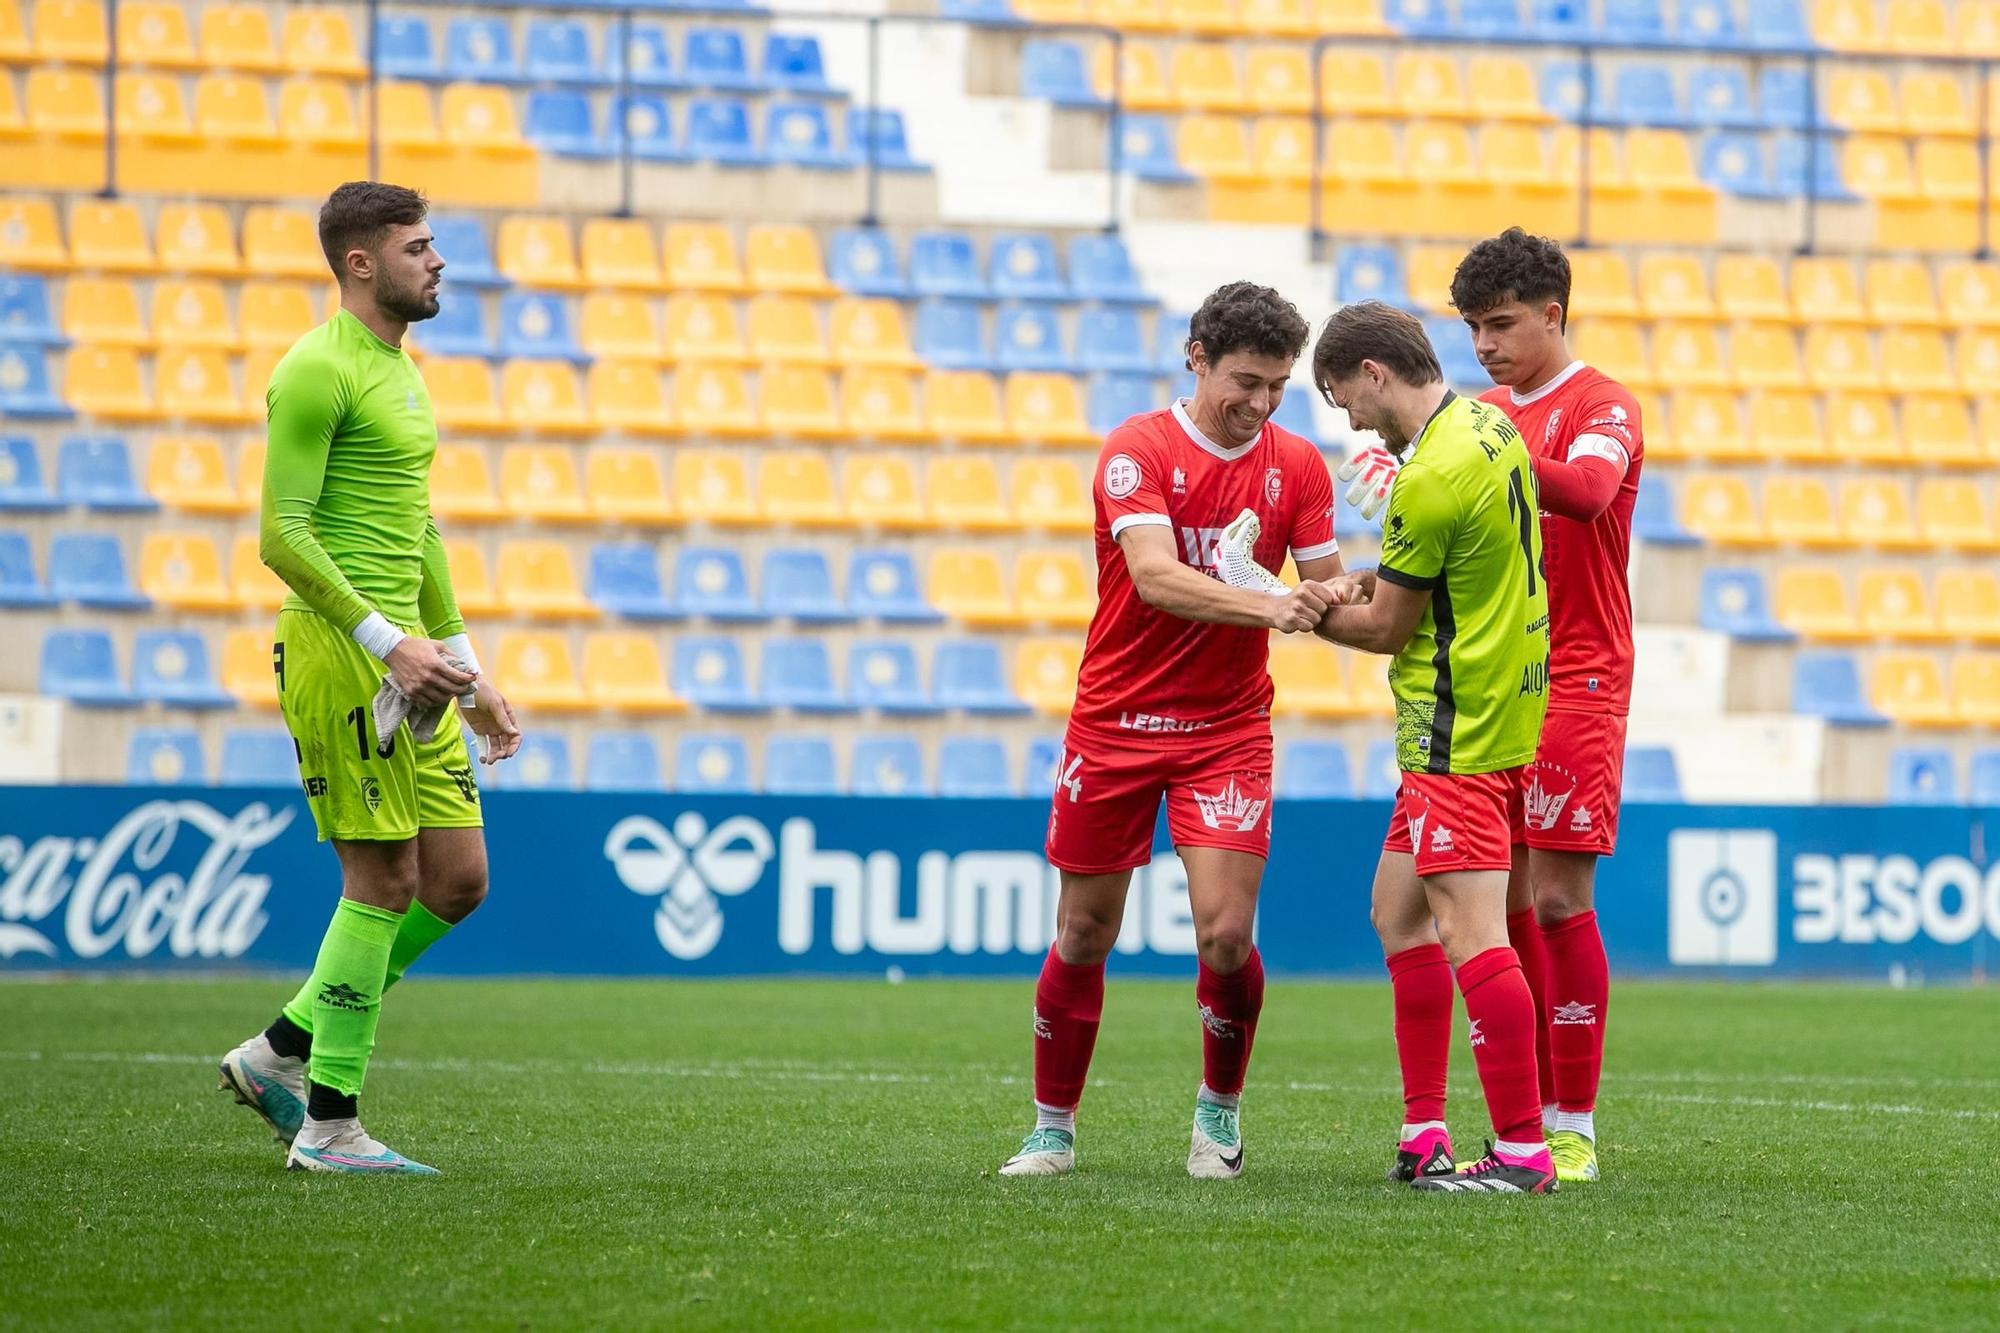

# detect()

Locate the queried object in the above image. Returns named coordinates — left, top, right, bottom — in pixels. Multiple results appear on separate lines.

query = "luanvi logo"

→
left=317, top=982, right=369, bottom=1011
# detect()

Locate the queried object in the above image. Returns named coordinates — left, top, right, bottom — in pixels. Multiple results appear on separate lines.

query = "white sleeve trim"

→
left=442, top=631, right=482, bottom=707
left=1567, top=433, right=1630, bottom=473
left=351, top=611, right=406, bottom=661
left=1109, top=513, right=1173, bottom=539
left=1290, top=538, right=1341, bottom=562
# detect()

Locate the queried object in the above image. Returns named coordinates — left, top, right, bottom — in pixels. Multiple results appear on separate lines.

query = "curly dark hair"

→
left=1312, top=300, right=1442, bottom=391
left=319, top=181, right=429, bottom=281
left=1181, top=281, right=1310, bottom=371
left=1449, top=227, right=1572, bottom=330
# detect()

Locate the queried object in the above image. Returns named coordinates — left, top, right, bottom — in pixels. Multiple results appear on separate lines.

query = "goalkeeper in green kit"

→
left=216, top=182, right=522, bottom=1175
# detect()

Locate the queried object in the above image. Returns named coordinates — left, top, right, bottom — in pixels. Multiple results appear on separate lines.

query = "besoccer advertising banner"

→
left=2, top=788, right=1996, bottom=980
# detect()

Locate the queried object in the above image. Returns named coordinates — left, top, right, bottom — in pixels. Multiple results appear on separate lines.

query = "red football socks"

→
left=1455, top=946, right=1544, bottom=1145
left=1508, top=907, right=1556, bottom=1109
left=1542, top=910, right=1609, bottom=1113
left=1195, top=948, right=1265, bottom=1098
left=1031, top=946, right=1106, bottom=1111
left=1385, top=942, right=1453, bottom=1124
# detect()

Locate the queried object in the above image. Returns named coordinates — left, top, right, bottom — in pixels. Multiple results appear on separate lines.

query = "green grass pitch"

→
left=3, top=976, right=1997, bottom=1330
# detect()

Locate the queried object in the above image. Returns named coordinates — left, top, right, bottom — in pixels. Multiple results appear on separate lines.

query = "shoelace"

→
left=1020, top=1127, right=1072, bottom=1155
left=1194, top=1101, right=1239, bottom=1148
left=1458, top=1139, right=1503, bottom=1177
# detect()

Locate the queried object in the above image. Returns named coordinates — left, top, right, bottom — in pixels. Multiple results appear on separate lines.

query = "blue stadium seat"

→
left=685, top=27, right=763, bottom=92
left=761, top=638, right=852, bottom=713
left=40, top=629, right=136, bottom=706
left=762, top=34, right=835, bottom=95
left=1023, top=735, right=1063, bottom=797
left=677, top=733, right=753, bottom=793
left=525, top=19, right=597, bottom=84
left=1021, top=39, right=1104, bottom=107
left=1069, top=235, right=1151, bottom=305
left=374, top=17, right=439, bottom=80
left=910, top=232, right=988, bottom=300
left=765, top=736, right=840, bottom=795
left=605, top=26, right=688, bottom=90
left=415, top=295, right=495, bottom=359
left=1116, top=115, right=1191, bottom=183
left=0, top=346, right=72, bottom=418
left=1673, top=0, right=1739, bottom=46
left=915, top=299, right=994, bottom=371
left=1281, top=741, right=1355, bottom=799
left=1088, top=373, right=1158, bottom=437
left=218, top=728, right=298, bottom=786
left=590, top=543, right=679, bottom=620
left=614, top=95, right=690, bottom=162
left=1687, top=69, right=1756, bottom=128
left=847, top=640, right=938, bottom=715
left=0, top=275, right=62, bottom=345
left=1610, top=64, right=1684, bottom=127
left=0, top=532, right=54, bottom=607
left=498, top=294, right=587, bottom=361
left=1772, top=137, right=1856, bottom=202
left=49, top=534, right=149, bottom=609
left=1601, top=0, right=1667, bottom=42
left=989, top=233, right=1069, bottom=302
left=994, top=303, right=1069, bottom=373
left=1699, top=569, right=1794, bottom=642
left=1381, top=0, right=1453, bottom=37
left=828, top=228, right=913, bottom=298
left=939, top=0, right=1022, bottom=23
left=1361, top=738, right=1401, bottom=800
left=499, top=735, right=575, bottom=791
left=1700, top=133, right=1781, bottom=199
left=1970, top=751, right=2000, bottom=807
left=445, top=18, right=524, bottom=83
left=1631, top=476, right=1699, bottom=546
left=1459, top=0, right=1523, bottom=37
left=675, top=547, right=763, bottom=622
left=1539, top=61, right=1609, bottom=125
left=1336, top=245, right=1410, bottom=308
left=0, top=437, right=60, bottom=511
left=1622, top=746, right=1683, bottom=801
left=934, top=640, right=1030, bottom=714
left=133, top=630, right=232, bottom=708
left=127, top=727, right=206, bottom=785
left=1746, top=0, right=1814, bottom=49
left=1270, top=390, right=1322, bottom=446
left=586, top=733, right=665, bottom=791
left=1756, top=68, right=1821, bottom=132
left=1333, top=473, right=1384, bottom=539
left=526, top=91, right=611, bottom=160
left=848, top=109, right=926, bottom=171
left=687, top=98, right=767, bottom=166
left=1528, top=0, right=1588, bottom=41
left=57, top=436, right=155, bottom=512
left=674, top=636, right=762, bottom=711
left=939, top=737, right=1012, bottom=797
left=846, top=549, right=941, bottom=622
left=760, top=548, right=851, bottom=623
left=852, top=736, right=927, bottom=796
left=1793, top=652, right=1888, bottom=726
left=766, top=102, right=851, bottom=169
left=1887, top=747, right=1958, bottom=806
left=1425, top=317, right=1488, bottom=389
left=428, top=217, right=507, bottom=289
left=1075, top=306, right=1152, bottom=374
left=1154, top=311, right=1190, bottom=373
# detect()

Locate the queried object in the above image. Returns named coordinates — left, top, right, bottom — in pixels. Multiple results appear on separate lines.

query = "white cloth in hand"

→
left=371, top=653, right=473, bottom=750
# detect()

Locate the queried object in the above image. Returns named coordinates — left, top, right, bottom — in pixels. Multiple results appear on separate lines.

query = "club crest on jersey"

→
left=1173, top=466, right=1186, bottom=495
left=1104, top=453, right=1141, bottom=500
left=1264, top=467, right=1283, bottom=507
left=1544, top=407, right=1564, bottom=443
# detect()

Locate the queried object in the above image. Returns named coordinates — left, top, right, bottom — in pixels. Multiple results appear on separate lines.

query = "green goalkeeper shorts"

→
left=274, top=608, right=484, bottom=843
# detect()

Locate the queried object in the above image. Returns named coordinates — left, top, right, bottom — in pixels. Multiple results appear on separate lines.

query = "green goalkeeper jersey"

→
left=1376, top=391, right=1550, bottom=776
left=260, top=308, right=462, bottom=639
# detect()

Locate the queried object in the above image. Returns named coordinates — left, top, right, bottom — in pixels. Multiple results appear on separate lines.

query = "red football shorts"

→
left=1512, top=708, right=1627, bottom=856
left=1044, top=725, right=1274, bottom=875
left=1383, top=767, right=1526, bottom=876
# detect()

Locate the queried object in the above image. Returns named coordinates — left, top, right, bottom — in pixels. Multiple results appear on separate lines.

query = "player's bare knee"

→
left=429, top=870, right=487, bottom=923
left=1056, top=914, right=1118, bottom=965
left=1196, top=927, right=1253, bottom=974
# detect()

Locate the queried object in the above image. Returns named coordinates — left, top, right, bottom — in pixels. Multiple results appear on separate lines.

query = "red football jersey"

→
left=1069, top=399, right=1339, bottom=745
left=1480, top=361, right=1643, bottom=715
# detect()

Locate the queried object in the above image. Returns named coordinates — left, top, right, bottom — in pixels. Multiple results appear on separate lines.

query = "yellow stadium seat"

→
left=276, top=76, right=362, bottom=150
left=841, top=368, right=929, bottom=441
left=582, top=632, right=684, bottom=714
left=440, top=539, right=502, bottom=618
left=1941, top=263, right=2000, bottom=328
left=1169, top=43, right=1246, bottom=112
left=579, top=218, right=663, bottom=290
left=1403, top=245, right=1458, bottom=312
left=1318, top=50, right=1392, bottom=115
left=1938, top=568, right=2000, bottom=642
left=1823, top=69, right=1900, bottom=132
left=1873, top=652, right=1956, bottom=726
left=1249, top=116, right=1315, bottom=182
left=115, top=70, right=196, bottom=143
left=1814, top=0, right=1884, bottom=48
left=1841, top=135, right=1917, bottom=200
left=199, top=4, right=277, bottom=70
left=931, top=549, right=1020, bottom=627
left=1958, top=329, right=2000, bottom=394
left=577, top=294, right=662, bottom=362
left=497, top=541, right=596, bottom=619
left=925, top=370, right=1010, bottom=444
left=1804, top=325, right=1879, bottom=391
left=1953, top=653, right=2000, bottom=723
left=137, top=532, right=234, bottom=611
left=119, top=1, right=196, bottom=67
left=1176, top=115, right=1253, bottom=180
left=151, top=280, right=236, bottom=351
left=0, top=197, right=67, bottom=269
left=35, top=0, right=105, bottom=63
left=221, top=627, right=277, bottom=706
left=744, top=224, right=834, bottom=295
left=1730, top=322, right=1804, bottom=389
left=1016, top=549, right=1095, bottom=627
left=1268, top=636, right=1353, bottom=717
left=1321, top=121, right=1404, bottom=201
left=660, top=294, right=745, bottom=363
left=1403, top=121, right=1480, bottom=199
left=147, top=435, right=238, bottom=513
left=241, top=206, right=326, bottom=279
left=0, top=0, right=25, bottom=60
left=747, top=295, right=828, bottom=365
left=502, top=360, right=591, bottom=435
left=280, top=9, right=362, bottom=76
left=1465, top=56, right=1547, bottom=122
left=1091, top=43, right=1171, bottom=112
left=1790, top=258, right=1866, bottom=324
left=421, top=357, right=504, bottom=433
left=1824, top=392, right=1904, bottom=464
left=828, top=298, right=920, bottom=369
left=1840, top=477, right=1925, bottom=550
left=663, top=222, right=744, bottom=291
left=27, top=66, right=103, bottom=137
left=227, top=532, right=285, bottom=610
left=1630, top=389, right=1678, bottom=460
left=1011, top=457, right=1094, bottom=534
left=1649, top=320, right=1729, bottom=389
left=1015, top=0, right=1088, bottom=21
left=1715, top=254, right=1790, bottom=321
left=1765, top=475, right=1843, bottom=548
left=500, top=445, right=589, bottom=523
left=1881, top=327, right=1956, bottom=394
left=496, top=632, right=591, bottom=712
left=1394, top=52, right=1466, bottom=118
left=760, top=364, right=846, bottom=439
left=1482, top=122, right=1558, bottom=187
left=235, top=439, right=265, bottom=500
left=927, top=456, right=1012, bottom=530
left=587, top=360, right=673, bottom=435
left=1165, top=0, right=1242, bottom=33
left=64, top=345, right=153, bottom=418
left=1241, top=0, right=1314, bottom=36
left=1625, top=129, right=1707, bottom=192
left=585, top=447, right=676, bottom=526
left=239, top=282, right=319, bottom=351
left=1858, top=567, right=1943, bottom=642
left=153, top=203, right=239, bottom=276
left=1636, top=254, right=1715, bottom=319
left=194, top=73, right=277, bottom=144
left=1008, top=373, right=1097, bottom=446
left=843, top=455, right=927, bottom=530
left=62, top=277, right=147, bottom=346
left=1089, top=0, right=1171, bottom=32
left=1348, top=654, right=1396, bottom=718
left=1681, top=474, right=1763, bottom=545
left=1775, top=566, right=1862, bottom=640
left=157, top=347, right=246, bottom=423
left=427, top=443, right=504, bottom=523
left=1318, top=0, right=1390, bottom=32
left=1571, top=319, right=1651, bottom=390
left=1961, top=0, right=2000, bottom=54
left=1244, top=46, right=1312, bottom=114
left=1667, top=389, right=1751, bottom=462
left=673, top=449, right=758, bottom=525
left=673, top=363, right=759, bottom=436
left=1887, top=0, right=1954, bottom=52
left=1916, top=139, right=1990, bottom=222
left=1918, top=479, right=2000, bottom=551
left=440, top=83, right=529, bottom=153
left=1863, top=258, right=1940, bottom=325
left=758, top=451, right=843, bottom=526
left=69, top=199, right=153, bottom=271
left=1747, top=390, right=1826, bottom=464
left=495, top=216, right=581, bottom=290
left=1901, top=70, right=1974, bottom=135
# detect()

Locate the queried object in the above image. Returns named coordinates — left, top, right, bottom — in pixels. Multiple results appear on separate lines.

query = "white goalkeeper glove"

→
left=371, top=652, right=475, bottom=750
left=1217, top=508, right=1290, bottom=594
left=1335, top=445, right=1399, bottom=522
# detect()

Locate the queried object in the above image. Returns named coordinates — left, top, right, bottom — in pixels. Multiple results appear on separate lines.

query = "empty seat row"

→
left=1700, top=565, right=2000, bottom=645
left=1542, top=63, right=1987, bottom=138
left=1642, top=390, right=2000, bottom=469
left=2, top=1, right=383, bottom=74
left=371, top=20, right=831, bottom=95
left=1571, top=321, right=2000, bottom=397
left=1793, top=648, right=2000, bottom=727
left=523, top=94, right=921, bottom=171
left=1676, top=473, right=1960, bottom=551
left=1885, top=746, right=2000, bottom=806
left=2, top=274, right=330, bottom=350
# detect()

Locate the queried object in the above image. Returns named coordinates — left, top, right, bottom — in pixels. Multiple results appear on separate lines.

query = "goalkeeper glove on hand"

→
left=1218, top=507, right=1291, bottom=594
left=1336, top=445, right=1399, bottom=521
left=371, top=653, right=474, bottom=750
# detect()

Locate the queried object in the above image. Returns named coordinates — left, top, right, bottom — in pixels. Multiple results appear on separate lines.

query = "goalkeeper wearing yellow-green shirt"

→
left=216, top=181, right=522, bottom=1176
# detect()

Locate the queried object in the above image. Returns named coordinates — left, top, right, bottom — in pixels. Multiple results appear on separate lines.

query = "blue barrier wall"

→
left=2, top=787, right=1996, bottom=980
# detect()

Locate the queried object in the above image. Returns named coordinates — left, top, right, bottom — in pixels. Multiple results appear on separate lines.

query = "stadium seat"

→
left=127, top=726, right=205, bottom=785
left=1937, top=568, right=2000, bottom=643
left=56, top=435, right=153, bottom=511
left=0, top=199, right=68, bottom=271
left=501, top=360, right=591, bottom=434
left=848, top=108, right=926, bottom=172
left=498, top=294, right=585, bottom=362
left=1885, top=747, right=1958, bottom=805
left=1700, top=568, right=1793, bottom=642
left=34, top=0, right=106, bottom=63
left=1649, top=321, right=1727, bottom=389
left=0, top=274, right=60, bottom=345
left=1021, top=735, right=1064, bottom=798
left=420, top=358, right=502, bottom=433
left=744, top=296, right=827, bottom=366
left=27, top=66, right=106, bottom=142
left=498, top=445, right=588, bottom=524
left=1008, top=374, right=1096, bottom=445
left=219, top=531, right=280, bottom=611
left=0, top=531, right=52, bottom=607
left=214, top=729, right=294, bottom=787
left=579, top=220, right=664, bottom=293
left=442, top=539, right=502, bottom=618
left=674, top=546, right=761, bottom=621
left=766, top=102, right=852, bottom=170
left=1858, top=568, right=1940, bottom=642
left=1622, top=746, right=1683, bottom=802
left=674, top=636, right=760, bottom=711
left=586, top=734, right=665, bottom=793
left=444, top=17, right=521, bottom=83
left=280, top=9, right=363, bottom=76
left=1022, top=38, right=1102, bottom=106
left=590, top=542, right=679, bottom=622
left=1727, top=323, right=1804, bottom=390
left=0, top=344, right=70, bottom=418
left=68, top=200, right=152, bottom=272
left=852, top=736, right=926, bottom=796
left=1016, top=549, right=1095, bottom=626
left=762, top=636, right=853, bottom=712
left=610, top=95, right=688, bottom=163
left=1278, top=741, right=1353, bottom=799
left=1764, top=476, right=1842, bottom=548
left=1241, top=47, right=1311, bottom=115
left=761, top=548, right=850, bottom=624
left=827, top=229, right=912, bottom=298
left=759, top=451, right=843, bottom=525
left=195, top=3, right=275, bottom=70
left=496, top=216, right=583, bottom=290
left=1269, top=636, right=1353, bottom=717
left=1013, top=637, right=1085, bottom=718
left=995, top=303, right=1070, bottom=373
left=841, top=455, right=924, bottom=531
left=50, top=532, right=146, bottom=610
left=1873, top=652, right=1956, bottom=726
left=237, top=282, right=318, bottom=352
left=40, top=628, right=135, bottom=705
left=1687, top=68, right=1755, bottom=129
left=491, top=735, right=573, bottom=792
left=1794, top=651, right=1888, bottom=725
left=577, top=294, right=661, bottom=362
left=1069, top=235, right=1151, bottom=305
left=0, top=439, right=59, bottom=513
left=829, top=298, right=920, bottom=368
left=1823, top=392, right=1901, bottom=464
left=425, top=216, right=503, bottom=289
left=1918, top=480, right=2000, bottom=555
left=909, top=231, right=987, bottom=300
left=494, top=632, right=590, bottom=712
left=915, top=298, right=993, bottom=371
left=1839, top=477, right=1923, bottom=551
left=934, top=639, right=1030, bottom=713
left=583, top=631, right=684, bottom=714
left=1958, top=330, right=2000, bottom=395
left=1969, top=748, right=2000, bottom=805
left=586, top=361, right=673, bottom=434
left=1902, top=396, right=1980, bottom=468
left=1010, top=457, right=1094, bottom=535
left=233, top=206, right=321, bottom=281
left=525, top=91, right=608, bottom=159
left=684, top=97, right=764, bottom=166
left=928, top=548, right=1019, bottom=626
left=373, top=16, right=438, bottom=80
left=1680, top=474, right=1763, bottom=546
left=843, top=369, right=930, bottom=441
left=214, top=628, right=273, bottom=708
left=1115, top=115, right=1192, bottom=183
left=938, top=737, right=1013, bottom=798
left=847, top=640, right=936, bottom=714
left=1333, top=246, right=1409, bottom=309
left=584, top=448, right=676, bottom=527
left=672, top=449, right=757, bottom=524
left=132, top=629, right=231, bottom=708
left=848, top=549, right=940, bottom=622
left=137, top=532, right=233, bottom=611
left=763, top=736, right=838, bottom=795
left=497, top=540, right=596, bottom=618
left=1955, top=653, right=2000, bottom=725
left=918, top=371, right=1004, bottom=444
left=676, top=733, right=753, bottom=793
left=927, top=456, right=1011, bottom=530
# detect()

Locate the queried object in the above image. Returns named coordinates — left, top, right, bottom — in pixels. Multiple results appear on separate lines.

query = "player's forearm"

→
left=1314, top=602, right=1402, bottom=654
left=1134, top=561, right=1282, bottom=628
left=1531, top=453, right=1623, bottom=522
left=417, top=516, right=467, bottom=640
left=258, top=502, right=372, bottom=634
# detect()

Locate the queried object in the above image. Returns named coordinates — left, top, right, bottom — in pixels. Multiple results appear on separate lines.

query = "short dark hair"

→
left=1312, top=300, right=1442, bottom=390
left=1182, top=281, right=1310, bottom=371
left=1450, top=226, right=1571, bottom=330
left=319, top=181, right=429, bottom=281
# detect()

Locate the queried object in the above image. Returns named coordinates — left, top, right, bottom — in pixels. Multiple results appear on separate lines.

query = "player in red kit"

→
left=999, top=282, right=1344, bottom=1180
left=1339, top=229, right=1640, bottom=1184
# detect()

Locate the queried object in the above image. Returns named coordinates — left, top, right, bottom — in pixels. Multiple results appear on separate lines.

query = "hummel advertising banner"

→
left=3, top=788, right=1997, bottom=979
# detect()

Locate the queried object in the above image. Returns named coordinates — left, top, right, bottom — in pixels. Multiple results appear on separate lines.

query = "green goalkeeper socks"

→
left=281, top=900, right=457, bottom=1034
left=298, top=898, right=403, bottom=1098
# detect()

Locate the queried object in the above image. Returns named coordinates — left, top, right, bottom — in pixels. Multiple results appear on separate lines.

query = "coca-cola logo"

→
left=0, top=801, right=293, bottom=961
